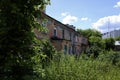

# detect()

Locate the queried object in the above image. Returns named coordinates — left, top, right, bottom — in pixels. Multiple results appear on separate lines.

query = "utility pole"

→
left=107, top=18, right=110, bottom=38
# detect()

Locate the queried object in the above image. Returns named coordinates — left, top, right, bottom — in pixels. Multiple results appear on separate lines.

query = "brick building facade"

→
left=34, top=12, right=88, bottom=55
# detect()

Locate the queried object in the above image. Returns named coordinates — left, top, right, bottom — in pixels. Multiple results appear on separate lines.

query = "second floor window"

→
left=54, top=28, right=57, bottom=36
left=42, top=21, right=47, bottom=27
left=75, top=35, right=78, bottom=42
left=62, top=29, right=64, bottom=39
left=69, top=33, right=71, bottom=40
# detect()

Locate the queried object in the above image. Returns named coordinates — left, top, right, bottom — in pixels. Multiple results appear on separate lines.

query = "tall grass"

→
left=43, top=52, right=120, bottom=80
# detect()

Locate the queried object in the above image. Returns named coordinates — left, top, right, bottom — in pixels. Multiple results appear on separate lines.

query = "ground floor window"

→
left=64, top=45, right=67, bottom=53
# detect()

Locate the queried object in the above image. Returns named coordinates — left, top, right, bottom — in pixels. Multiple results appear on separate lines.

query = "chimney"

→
left=66, top=24, right=75, bottom=30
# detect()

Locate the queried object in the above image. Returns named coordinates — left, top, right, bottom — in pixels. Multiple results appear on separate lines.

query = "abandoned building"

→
left=34, top=12, right=88, bottom=55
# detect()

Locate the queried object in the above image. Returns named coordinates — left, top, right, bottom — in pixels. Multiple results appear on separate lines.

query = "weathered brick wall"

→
left=36, top=12, right=88, bottom=54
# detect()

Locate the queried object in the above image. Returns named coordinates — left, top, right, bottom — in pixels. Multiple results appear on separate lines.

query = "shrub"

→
left=43, top=53, right=120, bottom=80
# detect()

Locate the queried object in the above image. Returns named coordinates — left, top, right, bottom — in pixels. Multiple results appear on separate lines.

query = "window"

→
left=64, top=45, right=67, bottom=53
left=62, top=29, right=64, bottom=39
left=54, top=28, right=57, bottom=36
left=75, top=35, right=78, bottom=42
left=69, top=32, right=71, bottom=40
left=48, top=19, right=52, bottom=24
left=69, top=46, right=71, bottom=54
left=42, top=21, right=47, bottom=27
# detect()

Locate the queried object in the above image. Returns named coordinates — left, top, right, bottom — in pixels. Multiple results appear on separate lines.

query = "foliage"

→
left=33, top=39, right=57, bottom=66
left=77, top=29, right=105, bottom=58
left=103, top=37, right=115, bottom=50
left=89, top=36, right=105, bottom=49
left=0, top=0, right=50, bottom=79
left=98, top=50, right=120, bottom=66
left=77, top=29, right=102, bottom=38
left=43, top=53, right=120, bottom=80
left=115, top=36, right=120, bottom=41
left=32, top=39, right=57, bottom=79
left=85, top=45, right=102, bottom=58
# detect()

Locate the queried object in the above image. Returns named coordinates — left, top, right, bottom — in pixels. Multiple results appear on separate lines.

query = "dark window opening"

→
left=70, top=33, right=71, bottom=40
left=62, top=30, right=64, bottom=39
left=54, top=28, right=57, bottom=36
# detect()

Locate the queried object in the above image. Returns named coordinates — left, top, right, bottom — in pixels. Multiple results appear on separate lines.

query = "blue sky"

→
left=46, top=0, right=120, bottom=33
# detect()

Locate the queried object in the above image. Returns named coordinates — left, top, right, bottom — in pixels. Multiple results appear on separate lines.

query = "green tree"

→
left=77, top=29, right=105, bottom=58
left=77, top=29, right=102, bottom=38
left=115, top=36, right=120, bottom=41
left=33, top=39, right=56, bottom=67
left=85, top=36, right=105, bottom=58
left=0, top=0, right=50, bottom=80
left=103, top=38, right=115, bottom=50
left=89, top=36, right=105, bottom=49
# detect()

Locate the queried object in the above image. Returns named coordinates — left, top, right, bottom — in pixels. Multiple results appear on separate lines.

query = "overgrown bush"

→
left=98, top=50, right=120, bottom=67
left=85, top=45, right=102, bottom=58
left=32, top=39, right=57, bottom=79
left=42, top=53, right=120, bottom=80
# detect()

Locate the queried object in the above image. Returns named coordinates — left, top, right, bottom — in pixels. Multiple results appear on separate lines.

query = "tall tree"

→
left=103, top=38, right=115, bottom=50
left=77, top=29, right=104, bottom=58
left=77, top=29, right=102, bottom=38
left=0, top=0, right=50, bottom=79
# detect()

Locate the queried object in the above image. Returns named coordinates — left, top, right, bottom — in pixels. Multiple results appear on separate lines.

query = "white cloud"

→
left=61, top=13, right=78, bottom=24
left=92, top=14, right=120, bottom=33
left=114, top=1, right=120, bottom=8
left=61, top=12, right=69, bottom=16
left=81, top=17, right=88, bottom=21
